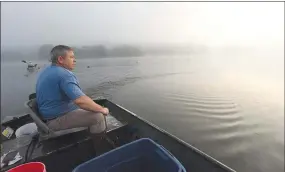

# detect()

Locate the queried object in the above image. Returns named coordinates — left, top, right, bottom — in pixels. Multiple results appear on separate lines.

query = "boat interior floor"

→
left=1, top=114, right=138, bottom=172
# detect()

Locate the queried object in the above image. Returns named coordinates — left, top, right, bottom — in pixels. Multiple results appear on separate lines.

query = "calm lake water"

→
left=1, top=47, right=284, bottom=172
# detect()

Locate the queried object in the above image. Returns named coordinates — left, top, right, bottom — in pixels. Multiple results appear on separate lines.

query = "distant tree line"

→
left=38, top=44, right=144, bottom=60
left=1, top=44, right=199, bottom=62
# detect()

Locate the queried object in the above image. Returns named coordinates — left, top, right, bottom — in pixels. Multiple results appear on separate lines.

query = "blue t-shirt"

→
left=36, top=65, right=85, bottom=120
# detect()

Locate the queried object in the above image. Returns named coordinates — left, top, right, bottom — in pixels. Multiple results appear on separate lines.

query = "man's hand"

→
left=101, top=108, right=109, bottom=116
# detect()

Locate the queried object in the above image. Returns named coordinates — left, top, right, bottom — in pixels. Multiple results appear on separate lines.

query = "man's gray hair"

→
left=50, top=45, right=73, bottom=64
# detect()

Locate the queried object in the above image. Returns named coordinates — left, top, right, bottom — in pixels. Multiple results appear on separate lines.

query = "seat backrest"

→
left=30, top=99, right=44, bottom=121
left=25, top=99, right=51, bottom=135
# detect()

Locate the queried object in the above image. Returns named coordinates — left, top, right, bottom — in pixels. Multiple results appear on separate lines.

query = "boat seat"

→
left=25, top=99, right=87, bottom=141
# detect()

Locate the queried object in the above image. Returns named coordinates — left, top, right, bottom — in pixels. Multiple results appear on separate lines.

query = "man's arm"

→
left=73, top=95, right=108, bottom=115
left=60, top=74, right=109, bottom=115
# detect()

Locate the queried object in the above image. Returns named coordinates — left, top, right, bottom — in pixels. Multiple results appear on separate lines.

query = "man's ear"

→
left=58, top=56, right=64, bottom=63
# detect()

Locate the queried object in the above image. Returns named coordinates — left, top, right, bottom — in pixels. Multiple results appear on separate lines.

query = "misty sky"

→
left=1, top=2, right=284, bottom=48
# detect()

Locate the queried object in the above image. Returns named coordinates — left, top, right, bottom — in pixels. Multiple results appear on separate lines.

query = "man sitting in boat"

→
left=35, top=45, right=109, bottom=151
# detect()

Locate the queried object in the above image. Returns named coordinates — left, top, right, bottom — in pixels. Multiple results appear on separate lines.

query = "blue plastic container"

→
left=73, top=138, right=186, bottom=172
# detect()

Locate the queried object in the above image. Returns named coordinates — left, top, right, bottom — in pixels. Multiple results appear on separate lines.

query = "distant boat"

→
left=21, top=60, right=37, bottom=71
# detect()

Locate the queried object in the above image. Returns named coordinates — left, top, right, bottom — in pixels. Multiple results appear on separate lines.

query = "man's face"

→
left=58, top=50, right=76, bottom=70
